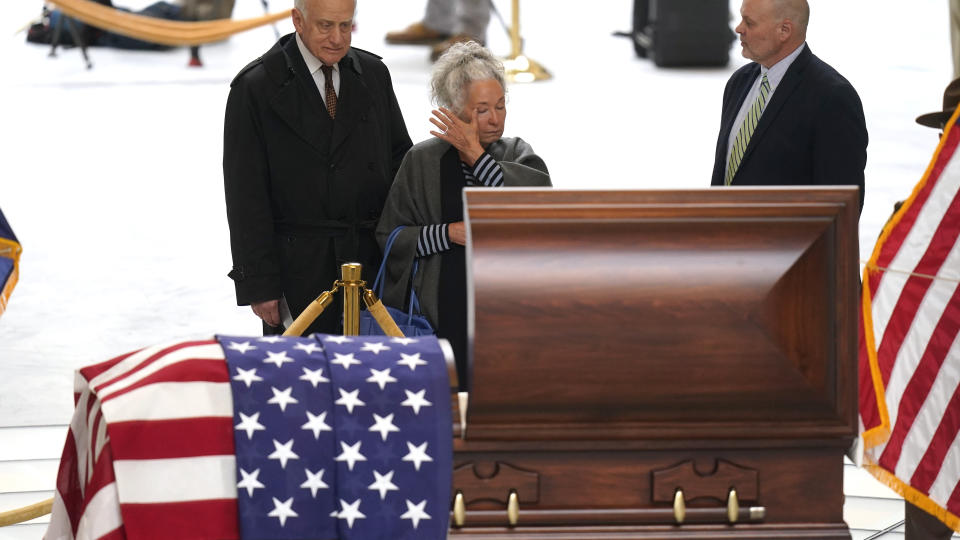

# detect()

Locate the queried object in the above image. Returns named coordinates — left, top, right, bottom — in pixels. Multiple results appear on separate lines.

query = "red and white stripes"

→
left=861, top=108, right=960, bottom=532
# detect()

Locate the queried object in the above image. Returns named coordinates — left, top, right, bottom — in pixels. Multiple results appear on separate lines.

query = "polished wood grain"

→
left=453, top=188, right=860, bottom=539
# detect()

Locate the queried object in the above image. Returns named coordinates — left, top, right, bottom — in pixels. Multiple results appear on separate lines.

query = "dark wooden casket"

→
left=448, top=188, right=860, bottom=539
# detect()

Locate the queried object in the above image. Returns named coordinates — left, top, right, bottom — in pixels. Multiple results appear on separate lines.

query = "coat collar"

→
left=262, top=34, right=371, bottom=155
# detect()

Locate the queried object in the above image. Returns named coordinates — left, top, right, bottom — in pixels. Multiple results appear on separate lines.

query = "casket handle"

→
left=507, top=489, right=520, bottom=526
left=727, top=488, right=739, bottom=523
left=673, top=489, right=685, bottom=524
left=453, top=490, right=466, bottom=527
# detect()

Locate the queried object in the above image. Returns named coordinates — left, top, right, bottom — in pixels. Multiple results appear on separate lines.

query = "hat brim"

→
left=916, top=111, right=954, bottom=128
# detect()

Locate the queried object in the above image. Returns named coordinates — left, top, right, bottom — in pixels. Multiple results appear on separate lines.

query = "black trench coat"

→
left=223, top=34, right=412, bottom=333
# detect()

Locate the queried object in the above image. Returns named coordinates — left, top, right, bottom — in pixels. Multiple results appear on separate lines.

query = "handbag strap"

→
left=374, top=226, right=422, bottom=322
left=372, top=226, right=405, bottom=296
left=407, top=259, right=422, bottom=322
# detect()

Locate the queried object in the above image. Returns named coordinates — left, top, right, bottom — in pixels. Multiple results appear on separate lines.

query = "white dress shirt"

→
left=725, top=42, right=807, bottom=172
left=295, top=33, right=340, bottom=107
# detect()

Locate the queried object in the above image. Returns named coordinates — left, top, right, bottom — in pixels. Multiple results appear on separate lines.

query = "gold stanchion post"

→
left=502, top=0, right=551, bottom=83
left=341, top=262, right=363, bottom=335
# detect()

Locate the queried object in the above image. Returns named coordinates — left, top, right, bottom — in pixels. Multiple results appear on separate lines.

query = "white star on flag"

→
left=397, top=352, right=427, bottom=371
left=390, top=337, right=418, bottom=346
left=237, top=468, right=265, bottom=497
left=228, top=341, right=257, bottom=354
left=268, top=497, right=298, bottom=527
left=335, top=440, right=367, bottom=471
left=263, top=350, right=294, bottom=368
left=268, top=439, right=299, bottom=469
left=325, top=335, right=353, bottom=344
left=366, top=367, right=397, bottom=390
left=402, top=441, right=433, bottom=471
left=235, top=411, right=266, bottom=439
left=267, top=386, right=299, bottom=411
left=368, top=413, right=400, bottom=441
left=361, top=341, right=391, bottom=354
left=337, top=498, right=366, bottom=528
left=301, top=410, right=333, bottom=439
left=400, top=499, right=431, bottom=529
left=233, top=367, right=264, bottom=388
left=400, top=389, right=432, bottom=415
left=335, top=388, right=365, bottom=413
left=300, top=468, right=329, bottom=497
left=293, top=341, right=322, bottom=355
left=299, top=366, right=329, bottom=387
left=368, top=470, right=399, bottom=500
left=331, top=352, right=362, bottom=370
left=258, top=336, right=285, bottom=344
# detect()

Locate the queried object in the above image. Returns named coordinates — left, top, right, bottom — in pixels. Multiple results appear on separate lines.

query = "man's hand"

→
left=429, top=107, right=484, bottom=165
left=448, top=221, right=467, bottom=246
left=251, top=299, right=281, bottom=327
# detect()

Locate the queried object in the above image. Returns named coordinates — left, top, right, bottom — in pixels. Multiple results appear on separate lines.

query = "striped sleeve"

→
left=470, top=152, right=504, bottom=187
left=417, top=223, right=451, bottom=256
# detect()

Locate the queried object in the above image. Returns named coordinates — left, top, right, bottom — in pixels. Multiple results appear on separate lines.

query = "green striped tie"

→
left=725, top=73, right=771, bottom=186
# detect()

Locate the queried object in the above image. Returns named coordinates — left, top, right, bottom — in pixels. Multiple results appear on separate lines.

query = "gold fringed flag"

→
left=0, top=207, right=21, bottom=317
left=859, top=105, right=960, bottom=532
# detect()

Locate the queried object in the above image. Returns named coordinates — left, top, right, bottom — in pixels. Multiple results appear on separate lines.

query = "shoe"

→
left=430, top=34, right=484, bottom=61
left=385, top=22, right=449, bottom=46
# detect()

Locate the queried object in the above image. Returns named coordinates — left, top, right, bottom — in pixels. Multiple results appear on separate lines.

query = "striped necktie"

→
left=320, top=65, right=337, bottom=119
left=725, top=73, right=771, bottom=185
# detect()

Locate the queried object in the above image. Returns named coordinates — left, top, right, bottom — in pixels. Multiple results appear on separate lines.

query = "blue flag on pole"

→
left=0, top=207, right=21, bottom=317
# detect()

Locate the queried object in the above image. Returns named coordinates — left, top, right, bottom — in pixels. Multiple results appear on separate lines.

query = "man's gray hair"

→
left=294, top=0, right=357, bottom=17
left=773, top=0, right=809, bottom=37
left=430, top=41, right=506, bottom=113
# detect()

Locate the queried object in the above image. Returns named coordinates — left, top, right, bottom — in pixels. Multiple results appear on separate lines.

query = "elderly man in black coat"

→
left=223, top=0, right=412, bottom=335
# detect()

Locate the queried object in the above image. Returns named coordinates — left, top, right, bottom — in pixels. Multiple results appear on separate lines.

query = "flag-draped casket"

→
left=46, top=334, right=453, bottom=539
left=859, top=106, right=960, bottom=533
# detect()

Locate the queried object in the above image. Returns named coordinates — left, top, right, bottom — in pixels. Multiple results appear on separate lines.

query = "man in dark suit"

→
left=223, top=0, right=412, bottom=335
left=711, top=0, right=867, bottom=212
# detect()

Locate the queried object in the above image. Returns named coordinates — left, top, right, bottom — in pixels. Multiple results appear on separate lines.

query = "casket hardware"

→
left=507, top=489, right=519, bottom=526
left=726, top=488, right=739, bottom=523
left=673, top=489, right=685, bottom=524
left=453, top=490, right=466, bottom=527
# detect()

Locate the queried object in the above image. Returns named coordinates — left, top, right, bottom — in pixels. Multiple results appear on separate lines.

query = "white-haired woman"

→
left=376, top=41, right=551, bottom=389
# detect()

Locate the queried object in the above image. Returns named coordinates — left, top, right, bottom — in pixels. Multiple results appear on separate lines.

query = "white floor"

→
left=0, top=0, right=956, bottom=537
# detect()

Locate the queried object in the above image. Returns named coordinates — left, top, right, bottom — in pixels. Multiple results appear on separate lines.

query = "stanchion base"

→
left=503, top=54, right=552, bottom=83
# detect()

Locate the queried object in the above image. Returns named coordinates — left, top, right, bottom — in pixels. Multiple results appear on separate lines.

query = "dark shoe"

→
left=385, top=22, right=449, bottom=45
left=430, top=34, right=484, bottom=61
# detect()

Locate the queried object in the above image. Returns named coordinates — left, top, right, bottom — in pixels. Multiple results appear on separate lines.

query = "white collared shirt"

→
left=725, top=42, right=807, bottom=171
left=295, top=33, right=340, bottom=107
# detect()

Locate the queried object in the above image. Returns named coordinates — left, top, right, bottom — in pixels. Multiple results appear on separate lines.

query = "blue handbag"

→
left=359, top=226, right=435, bottom=337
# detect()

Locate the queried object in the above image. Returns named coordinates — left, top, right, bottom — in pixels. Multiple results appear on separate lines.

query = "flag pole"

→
left=501, top=0, right=551, bottom=83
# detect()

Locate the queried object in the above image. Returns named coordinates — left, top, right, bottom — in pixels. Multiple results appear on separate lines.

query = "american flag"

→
left=45, top=334, right=452, bottom=539
left=859, top=106, right=960, bottom=532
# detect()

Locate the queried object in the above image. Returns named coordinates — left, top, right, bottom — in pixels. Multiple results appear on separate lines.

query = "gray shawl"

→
left=375, top=136, right=552, bottom=327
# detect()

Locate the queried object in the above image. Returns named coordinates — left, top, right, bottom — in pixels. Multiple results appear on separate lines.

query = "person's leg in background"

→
left=951, top=0, right=960, bottom=77
left=430, top=0, right=490, bottom=60
left=904, top=500, right=955, bottom=540
left=385, top=0, right=452, bottom=46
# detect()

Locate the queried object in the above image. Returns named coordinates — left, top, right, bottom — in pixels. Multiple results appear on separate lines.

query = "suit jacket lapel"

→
left=267, top=36, right=332, bottom=153
left=721, top=64, right=760, bottom=146
left=738, top=45, right=812, bottom=168
left=330, top=50, right=372, bottom=157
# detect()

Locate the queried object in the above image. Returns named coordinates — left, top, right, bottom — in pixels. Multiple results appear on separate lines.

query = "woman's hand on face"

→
left=448, top=221, right=467, bottom=246
left=430, top=107, right=484, bottom=165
